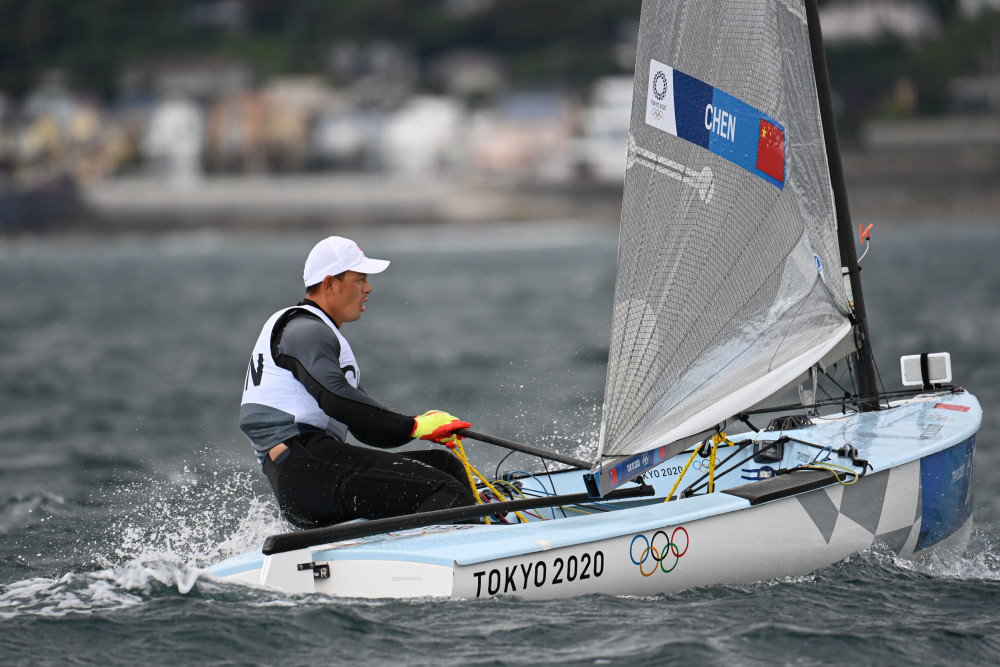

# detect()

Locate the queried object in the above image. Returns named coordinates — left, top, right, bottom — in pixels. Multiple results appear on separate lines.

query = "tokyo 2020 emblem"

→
left=652, top=70, right=669, bottom=101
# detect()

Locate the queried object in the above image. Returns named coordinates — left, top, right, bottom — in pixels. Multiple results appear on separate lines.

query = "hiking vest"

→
left=241, top=304, right=359, bottom=442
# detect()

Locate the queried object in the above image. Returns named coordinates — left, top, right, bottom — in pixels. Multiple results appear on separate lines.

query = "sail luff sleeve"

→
left=804, top=0, right=880, bottom=410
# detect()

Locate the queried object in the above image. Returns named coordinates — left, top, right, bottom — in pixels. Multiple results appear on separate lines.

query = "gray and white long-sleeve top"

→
left=239, top=300, right=414, bottom=464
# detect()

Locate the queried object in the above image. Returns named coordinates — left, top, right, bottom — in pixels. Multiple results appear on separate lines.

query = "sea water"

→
left=1, top=221, right=998, bottom=665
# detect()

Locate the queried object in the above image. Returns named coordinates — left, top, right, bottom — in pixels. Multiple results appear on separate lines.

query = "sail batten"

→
left=599, top=0, right=851, bottom=461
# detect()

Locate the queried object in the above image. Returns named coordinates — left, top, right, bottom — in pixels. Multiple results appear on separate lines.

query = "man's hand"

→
left=412, top=410, right=470, bottom=448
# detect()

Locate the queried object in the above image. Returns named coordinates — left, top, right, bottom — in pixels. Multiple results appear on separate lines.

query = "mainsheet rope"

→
left=665, top=431, right=737, bottom=502
left=449, top=437, right=530, bottom=524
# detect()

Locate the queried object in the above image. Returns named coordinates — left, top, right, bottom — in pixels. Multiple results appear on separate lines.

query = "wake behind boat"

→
left=209, top=0, right=982, bottom=599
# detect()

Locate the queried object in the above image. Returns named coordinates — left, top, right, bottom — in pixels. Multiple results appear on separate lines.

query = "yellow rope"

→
left=665, top=447, right=702, bottom=502
left=467, top=466, right=532, bottom=524
left=556, top=505, right=596, bottom=515
left=449, top=438, right=531, bottom=524
left=708, top=440, right=717, bottom=493
left=805, top=462, right=860, bottom=485
left=712, top=432, right=737, bottom=449
left=666, top=432, right=736, bottom=501
left=451, top=438, right=481, bottom=499
left=660, top=431, right=859, bottom=500
left=707, top=432, right=737, bottom=494
left=449, top=437, right=489, bottom=523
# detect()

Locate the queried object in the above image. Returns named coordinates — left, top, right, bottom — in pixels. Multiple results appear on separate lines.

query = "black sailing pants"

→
left=262, top=432, right=476, bottom=529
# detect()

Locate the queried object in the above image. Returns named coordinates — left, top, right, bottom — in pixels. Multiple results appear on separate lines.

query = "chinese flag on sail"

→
left=756, top=119, right=785, bottom=183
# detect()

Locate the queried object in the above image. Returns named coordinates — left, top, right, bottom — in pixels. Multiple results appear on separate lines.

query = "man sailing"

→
left=240, top=236, right=475, bottom=528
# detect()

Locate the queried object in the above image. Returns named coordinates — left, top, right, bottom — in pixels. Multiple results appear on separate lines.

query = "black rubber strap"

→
left=920, top=352, right=931, bottom=390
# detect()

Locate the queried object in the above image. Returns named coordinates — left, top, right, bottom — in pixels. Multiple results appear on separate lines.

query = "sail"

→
left=598, top=0, right=854, bottom=461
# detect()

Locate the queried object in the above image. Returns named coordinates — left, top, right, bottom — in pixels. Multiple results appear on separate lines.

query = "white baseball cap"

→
left=303, top=236, right=390, bottom=286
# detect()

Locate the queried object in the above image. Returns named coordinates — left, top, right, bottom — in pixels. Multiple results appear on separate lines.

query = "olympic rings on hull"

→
left=629, top=527, right=690, bottom=576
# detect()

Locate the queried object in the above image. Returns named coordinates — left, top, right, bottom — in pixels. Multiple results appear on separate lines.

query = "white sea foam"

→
left=100, top=463, right=284, bottom=569
left=0, top=561, right=206, bottom=618
left=893, top=527, right=1000, bottom=581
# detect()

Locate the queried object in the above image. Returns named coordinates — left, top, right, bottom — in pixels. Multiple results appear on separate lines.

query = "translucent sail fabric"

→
left=599, top=0, right=853, bottom=460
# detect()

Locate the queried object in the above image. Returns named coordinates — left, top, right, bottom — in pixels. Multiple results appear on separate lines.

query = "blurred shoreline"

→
left=77, top=173, right=628, bottom=233
left=3, top=145, right=998, bottom=236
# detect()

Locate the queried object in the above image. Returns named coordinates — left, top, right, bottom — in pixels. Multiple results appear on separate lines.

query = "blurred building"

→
left=427, top=50, right=506, bottom=101
left=119, top=55, right=254, bottom=103
left=0, top=92, right=10, bottom=169
left=327, top=41, right=418, bottom=107
left=613, top=19, right=640, bottom=71
left=205, top=93, right=266, bottom=173
left=819, top=1, right=941, bottom=44
left=261, top=77, right=337, bottom=172
left=145, top=95, right=205, bottom=188
left=959, top=0, right=1000, bottom=17
left=186, top=0, right=248, bottom=30
left=9, top=71, right=126, bottom=184
left=382, top=96, right=465, bottom=174
left=574, top=76, right=634, bottom=183
left=467, top=91, right=577, bottom=183
left=950, top=76, right=1000, bottom=113
left=310, top=107, right=386, bottom=171
left=0, top=74, right=93, bottom=230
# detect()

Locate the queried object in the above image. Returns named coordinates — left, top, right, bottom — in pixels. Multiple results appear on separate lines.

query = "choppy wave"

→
left=3, top=226, right=999, bottom=664
left=0, top=562, right=202, bottom=618
left=0, top=492, right=68, bottom=533
left=1, top=462, right=286, bottom=619
left=5, top=467, right=1000, bottom=665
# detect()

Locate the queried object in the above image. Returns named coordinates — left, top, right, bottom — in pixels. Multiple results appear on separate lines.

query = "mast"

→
left=804, top=0, right=880, bottom=411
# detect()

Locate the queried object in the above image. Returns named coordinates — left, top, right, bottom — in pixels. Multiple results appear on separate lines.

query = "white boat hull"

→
left=209, top=392, right=980, bottom=599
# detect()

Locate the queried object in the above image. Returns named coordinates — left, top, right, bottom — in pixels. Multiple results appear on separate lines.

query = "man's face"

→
left=326, top=270, right=372, bottom=326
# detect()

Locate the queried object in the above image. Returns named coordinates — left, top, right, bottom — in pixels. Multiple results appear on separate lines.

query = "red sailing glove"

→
left=412, top=410, right=470, bottom=449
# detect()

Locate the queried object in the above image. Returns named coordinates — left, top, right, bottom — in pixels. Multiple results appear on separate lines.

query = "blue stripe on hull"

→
left=916, top=435, right=976, bottom=552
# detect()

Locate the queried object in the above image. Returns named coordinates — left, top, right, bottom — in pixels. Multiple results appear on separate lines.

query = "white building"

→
left=575, top=76, right=634, bottom=184
left=145, top=96, right=205, bottom=188
left=381, top=96, right=465, bottom=174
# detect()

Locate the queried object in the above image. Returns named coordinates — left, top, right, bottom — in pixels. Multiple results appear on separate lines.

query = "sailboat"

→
left=209, top=0, right=981, bottom=599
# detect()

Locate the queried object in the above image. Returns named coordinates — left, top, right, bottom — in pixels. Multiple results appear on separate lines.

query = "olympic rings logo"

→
left=629, top=527, right=690, bottom=576
left=692, top=459, right=710, bottom=473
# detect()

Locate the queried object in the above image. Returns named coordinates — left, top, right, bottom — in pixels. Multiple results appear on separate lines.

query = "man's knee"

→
left=418, top=479, right=476, bottom=512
